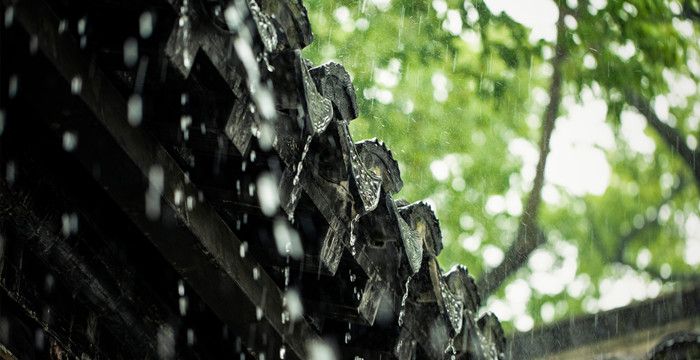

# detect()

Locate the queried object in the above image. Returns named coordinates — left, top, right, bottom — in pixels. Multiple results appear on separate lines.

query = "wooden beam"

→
left=5, top=0, right=319, bottom=358
left=507, top=285, right=700, bottom=359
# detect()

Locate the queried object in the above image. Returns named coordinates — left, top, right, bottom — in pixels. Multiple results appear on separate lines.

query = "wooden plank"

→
left=508, top=285, right=700, bottom=359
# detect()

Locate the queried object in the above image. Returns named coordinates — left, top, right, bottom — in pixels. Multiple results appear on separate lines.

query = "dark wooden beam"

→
left=5, top=0, right=320, bottom=358
left=507, top=285, right=700, bottom=359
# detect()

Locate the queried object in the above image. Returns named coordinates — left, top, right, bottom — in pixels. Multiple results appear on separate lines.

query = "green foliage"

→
left=303, top=0, right=700, bottom=332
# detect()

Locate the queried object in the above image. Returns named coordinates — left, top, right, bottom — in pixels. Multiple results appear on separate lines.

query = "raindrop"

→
left=146, top=165, right=164, bottom=220
left=63, top=131, right=78, bottom=152
left=180, top=115, right=192, bottom=132
left=34, top=329, right=44, bottom=350
left=174, top=189, right=183, bottom=205
left=253, top=266, right=260, bottom=280
left=256, top=306, right=263, bottom=320
left=273, top=218, right=303, bottom=259
left=306, top=339, right=336, bottom=360
left=186, top=328, right=194, bottom=346
left=29, top=35, right=38, bottom=54
left=8, top=74, right=18, bottom=98
left=70, top=76, right=82, bottom=95
left=139, top=11, right=154, bottom=39
left=77, top=17, right=86, bottom=35
left=123, top=37, right=139, bottom=67
left=178, top=280, right=185, bottom=296
left=284, top=289, right=304, bottom=321
left=127, top=94, right=143, bottom=126
left=5, top=162, right=16, bottom=185
left=4, top=6, right=13, bottom=28
left=179, top=296, right=188, bottom=316
left=44, top=274, right=55, bottom=293
left=58, top=19, right=67, bottom=34
left=240, top=241, right=248, bottom=257
left=279, top=346, right=286, bottom=359
left=61, top=213, right=79, bottom=236
left=248, top=182, right=255, bottom=197
left=257, top=172, right=279, bottom=216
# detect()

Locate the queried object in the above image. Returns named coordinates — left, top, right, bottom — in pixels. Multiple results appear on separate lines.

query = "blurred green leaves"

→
left=302, top=0, right=700, bottom=332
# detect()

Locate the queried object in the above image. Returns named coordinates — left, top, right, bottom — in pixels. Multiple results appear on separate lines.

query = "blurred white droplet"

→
left=4, top=6, right=14, bottom=28
left=306, top=339, right=336, bottom=360
left=58, top=19, right=67, bottom=34
left=187, top=329, right=194, bottom=346
left=77, top=17, right=87, bottom=35
left=257, top=172, right=279, bottom=216
left=127, top=94, right=143, bottom=126
left=29, top=35, right=38, bottom=54
left=61, top=213, right=79, bottom=237
left=139, top=11, right=154, bottom=39
left=146, top=165, right=164, bottom=220
left=174, top=189, right=183, bottom=206
left=239, top=241, right=248, bottom=258
left=253, top=266, right=260, bottom=280
left=284, top=289, right=304, bottom=321
left=273, top=218, right=303, bottom=260
left=70, top=76, right=82, bottom=95
left=8, top=75, right=18, bottom=98
left=124, top=37, right=139, bottom=67
left=63, top=131, right=78, bottom=152
left=179, top=296, right=188, bottom=316
left=180, top=115, right=192, bottom=132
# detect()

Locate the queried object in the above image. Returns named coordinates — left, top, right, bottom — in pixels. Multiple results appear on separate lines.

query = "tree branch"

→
left=476, top=10, right=567, bottom=298
left=625, top=91, right=700, bottom=189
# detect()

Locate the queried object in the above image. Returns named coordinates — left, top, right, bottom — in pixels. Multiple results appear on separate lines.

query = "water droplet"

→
left=139, top=11, right=154, bottom=39
left=29, top=35, right=38, bottom=54
left=63, top=131, right=78, bottom=152
left=253, top=266, right=260, bottom=280
left=179, top=296, right=188, bottom=316
left=4, top=6, right=14, bottom=28
left=186, top=328, right=194, bottom=346
left=77, top=17, right=87, bottom=35
left=239, top=242, right=248, bottom=257
left=8, top=74, right=18, bottom=98
left=174, top=189, right=183, bottom=205
left=58, top=19, right=67, bottom=34
left=123, top=37, right=139, bottom=67
left=127, top=94, right=143, bottom=126
left=257, top=172, right=279, bottom=217
left=70, top=76, right=82, bottom=94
